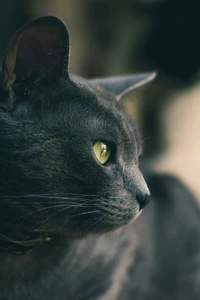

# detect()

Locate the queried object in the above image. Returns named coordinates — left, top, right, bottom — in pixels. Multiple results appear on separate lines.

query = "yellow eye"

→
left=93, top=141, right=111, bottom=165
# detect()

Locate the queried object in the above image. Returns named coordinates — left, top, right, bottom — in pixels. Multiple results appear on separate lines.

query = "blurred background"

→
left=2, top=0, right=200, bottom=201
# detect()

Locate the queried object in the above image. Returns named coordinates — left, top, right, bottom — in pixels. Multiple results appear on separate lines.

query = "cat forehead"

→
left=13, top=75, right=137, bottom=140
left=66, top=77, right=139, bottom=141
left=70, top=75, right=121, bottom=111
left=70, top=76, right=131, bottom=122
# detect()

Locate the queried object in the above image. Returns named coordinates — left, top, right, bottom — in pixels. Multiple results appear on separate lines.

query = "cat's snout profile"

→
left=136, top=191, right=150, bottom=210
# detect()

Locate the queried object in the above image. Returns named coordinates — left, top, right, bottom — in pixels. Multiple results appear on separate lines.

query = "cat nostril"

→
left=136, top=193, right=150, bottom=210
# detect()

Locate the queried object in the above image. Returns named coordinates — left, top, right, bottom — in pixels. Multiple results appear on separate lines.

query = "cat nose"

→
left=136, top=192, right=150, bottom=210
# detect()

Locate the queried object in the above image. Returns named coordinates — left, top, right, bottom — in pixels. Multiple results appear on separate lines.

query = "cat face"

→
left=0, top=17, right=154, bottom=238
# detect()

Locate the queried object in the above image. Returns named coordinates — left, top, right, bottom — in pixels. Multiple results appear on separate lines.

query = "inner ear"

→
left=1, top=16, right=70, bottom=90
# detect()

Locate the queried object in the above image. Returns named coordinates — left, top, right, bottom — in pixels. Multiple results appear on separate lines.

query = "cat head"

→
left=0, top=17, right=155, bottom=244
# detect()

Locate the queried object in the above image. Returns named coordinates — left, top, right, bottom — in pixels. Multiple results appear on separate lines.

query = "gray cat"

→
left=0, top=16, right=200, bottom=300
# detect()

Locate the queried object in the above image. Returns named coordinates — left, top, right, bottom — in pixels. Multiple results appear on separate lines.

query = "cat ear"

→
left=90, top=72, right=156, bottom=101
left=1, top=16, right=70, bottom=91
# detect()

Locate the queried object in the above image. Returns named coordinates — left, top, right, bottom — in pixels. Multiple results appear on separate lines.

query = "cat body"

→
left=0, top=16, right=200, bottom=300
left=0, top=173, right=200, bottom=300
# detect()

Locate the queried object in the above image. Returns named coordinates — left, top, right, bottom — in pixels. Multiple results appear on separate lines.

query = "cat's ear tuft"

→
left=1, top=16, right=70, bottom=90
left=90, top=72, right=157, bottom=102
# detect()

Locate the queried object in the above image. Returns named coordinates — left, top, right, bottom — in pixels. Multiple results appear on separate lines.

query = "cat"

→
left=0, top=16, right=200, bottom=300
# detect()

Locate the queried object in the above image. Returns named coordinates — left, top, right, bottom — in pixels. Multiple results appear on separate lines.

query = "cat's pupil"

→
left=93, top=141, right=111, bottom=164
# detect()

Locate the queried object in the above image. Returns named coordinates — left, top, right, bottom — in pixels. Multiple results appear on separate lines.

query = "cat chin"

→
left=71, top=208, right=143, bottom=234
left=86, top=210, right=143, bottom=234
left=18, top=211, right=143, bottom=240
left=129, top=209, right=143, bottom=224
left=27, top=207, right=143, bottom=238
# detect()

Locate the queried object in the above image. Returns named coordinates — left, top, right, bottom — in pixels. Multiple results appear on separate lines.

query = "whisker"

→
left=1, top=196, right=122, bottom=205
left=7, top=203, right=91, bottom=228
left=2, top=201, right=93, bottom=205
left=61, top=208, right=100, bottom=220
left=41, top=207, right=100, bottom=231
left=38, top=204, right=85, bottom=228
left=0, top=193, right=105, bottom=199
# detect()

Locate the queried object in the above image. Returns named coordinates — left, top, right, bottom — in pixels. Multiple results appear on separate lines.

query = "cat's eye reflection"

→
left=93, top=141, right=111, bottom=164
